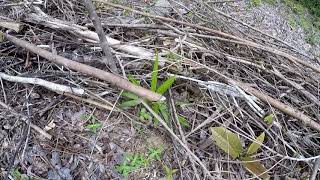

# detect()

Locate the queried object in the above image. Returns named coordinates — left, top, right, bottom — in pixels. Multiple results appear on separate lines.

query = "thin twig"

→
left=141, top=100, right=214, bottom=179
left=0, top=72, right=85, bottom=95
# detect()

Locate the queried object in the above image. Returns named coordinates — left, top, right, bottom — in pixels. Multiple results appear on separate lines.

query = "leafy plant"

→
left=11, top=169, right=30, bottom=180
left=163, top=165, right=178, bottom=180
left=120, top=50, right=179, bottom=125
left=263, top=114, right=274, bottom=124
left=81, top=114, right=102, bottom=133
left=250, top=0, right=262, bottom=6
left=116, top=147, right=163, bottom=179
left=210, top=127, right=269, bottom=179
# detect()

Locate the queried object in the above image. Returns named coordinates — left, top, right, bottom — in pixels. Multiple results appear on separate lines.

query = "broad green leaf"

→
left=210, top=127, right=243, bottom=159
left=247, top=132, right=265, bottom=155
left=241, top=156, right=270, bottom=180
left=178, top=115, right=190, bottom=128
left=151, top=50, right=159, bottom=92
left=263, top=114, right=274, bottom=124
left=120, top=99, right=141, bottom=108
left=156, top=76, right=176, bottom=95
left=122, top=91, right=139, bottom=100
left=128, top=74, right=140, bottom=86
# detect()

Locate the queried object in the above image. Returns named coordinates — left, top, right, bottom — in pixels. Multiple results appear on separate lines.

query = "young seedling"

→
left=116, top=147, right=163, bottom=179
left=11, top=169, right=30, bottom=180
left=81, top=113, right=102, bottom=133
left=120, top=50, right=182, bottom=126
left=210, top=127, right=269, bottom=179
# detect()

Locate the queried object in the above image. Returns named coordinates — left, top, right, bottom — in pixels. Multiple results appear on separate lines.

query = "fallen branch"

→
left=185, top=58, right=320, bottom=132
left=25, top=7, right=157, bottom=60
left=0, top=72, right=84, bottom=95
left=232, top=80, right=320, bottom=132
left=4, top=33, right=165, bottom=102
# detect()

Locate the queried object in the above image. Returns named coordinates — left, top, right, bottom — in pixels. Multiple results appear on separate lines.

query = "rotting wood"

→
left=4, top=33, right=165, bottom=102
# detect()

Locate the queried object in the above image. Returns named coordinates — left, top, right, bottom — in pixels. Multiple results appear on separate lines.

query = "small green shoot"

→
left=139, top=108, right=152, bottom=121
left=163, top=165, right=178, bottom=180
left=11, top=169, right=30, bottom=180
left=82, top=113, right=102, bottom=133
left=116, top=147, right=163, bottom=179
left=148, top=147, right=162, bottom=161
left=151, top=49, right=159, bottom=92
left=178, top=115, right=190, bottom=128
left=120, top=50, right=177, bottom=126
left=85, top=123, right=102, bottom=133
left=263, top=114, right=274, bottom=124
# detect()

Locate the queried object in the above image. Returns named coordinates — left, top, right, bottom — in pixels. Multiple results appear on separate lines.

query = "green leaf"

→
left=151, top=50, right=159, bottom=92
left=128, top=74, right=140, bottom=86
left=163, top=165, right=178, bottom=180
left=241, top=156, right=270, bottom=180
left=148, top=147, right=162, bottom=161
left=122, top=91, right=139, bottom=100
left=178, top=115, right=190, bottom=128
left=210, top=127, right=243, bottom=159
left=246, top=132, right=265, bottom=155
left=120, top=99, right=141, bottom=108
left=263, top=114, right=274, bottom=124
left=159, top=102, right=169, bottom=122
left=156, top=76, right=176, bottom=95
left=85, top=123, right=102, bottom=133
left=139, top=108, right=152, bottom=121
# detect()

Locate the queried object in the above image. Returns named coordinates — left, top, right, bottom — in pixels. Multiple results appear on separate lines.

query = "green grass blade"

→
left=151, top=50, right=159, bottom=92
left=156, top=76, right=176, bottom=95
left=128, top=74, right=140, bottom=86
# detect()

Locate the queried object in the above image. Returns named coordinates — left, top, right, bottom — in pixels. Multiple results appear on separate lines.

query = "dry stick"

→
left=169, top=90, right=201, bottom=180
left=96, top=1, right=320, bottom=74
left=0, top=72, right=85, bottom=95
left=226, top=56, right=320, bottom=108
left=272, top=68, right=320, bottom=107
left=4, top=33, right=165, bottom=102
left=63, top=92, right=116, bottom=111
left=141, top=100, right=214, bottom=180
left=83, top=0, right=118, bottom=73
left=231, top=80, right=320, bottom=132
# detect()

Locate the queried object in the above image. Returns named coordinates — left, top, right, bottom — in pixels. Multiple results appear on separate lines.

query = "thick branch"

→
left=4, top=33, right=165, bottom=102
left=232, top=81, right=320, bottom=132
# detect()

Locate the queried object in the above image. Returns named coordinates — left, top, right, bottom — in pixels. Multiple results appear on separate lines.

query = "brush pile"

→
left=0, top=0, right=319, bottom=179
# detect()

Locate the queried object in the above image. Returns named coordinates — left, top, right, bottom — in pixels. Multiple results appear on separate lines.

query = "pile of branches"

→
left=0, top=0, right=319, bottom=179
